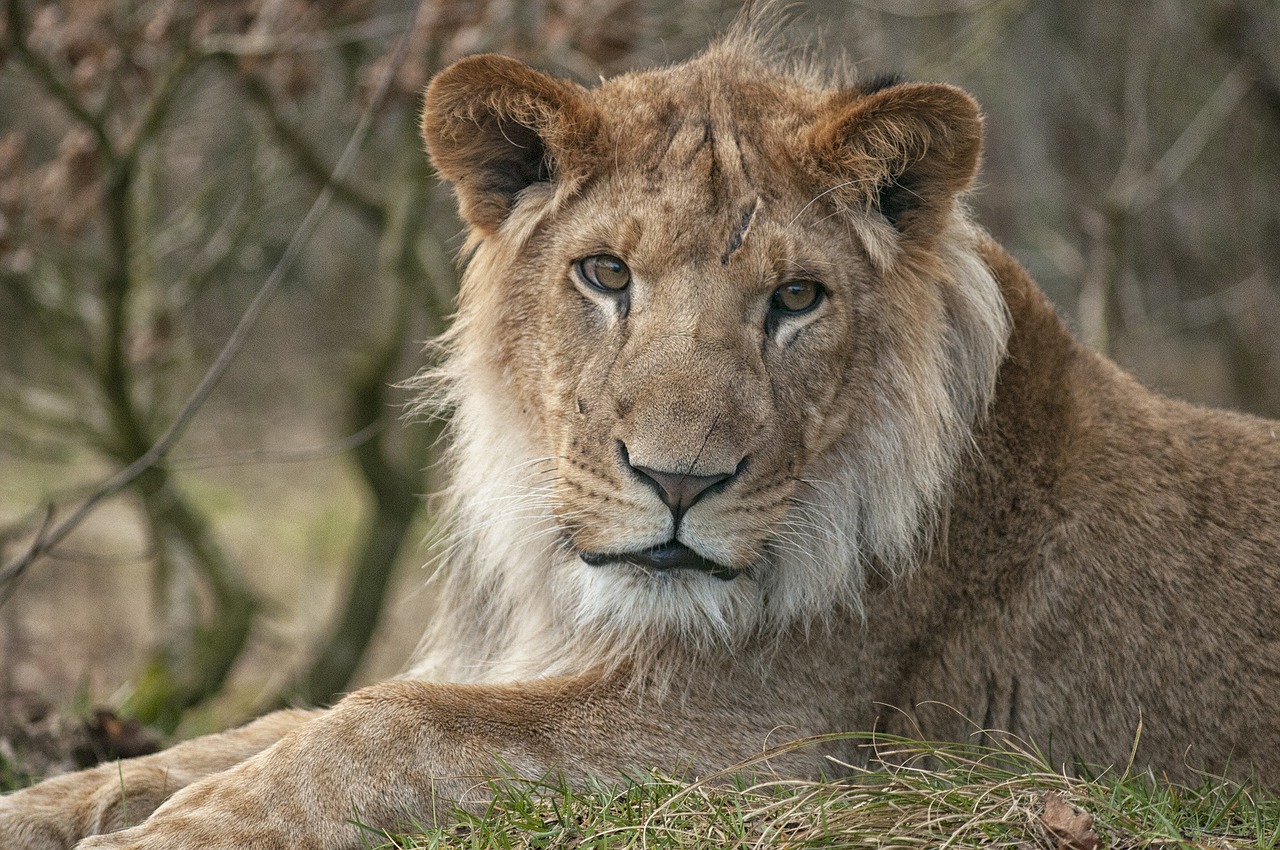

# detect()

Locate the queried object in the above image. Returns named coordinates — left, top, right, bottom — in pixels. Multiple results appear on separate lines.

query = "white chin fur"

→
left=557, top=551, right=766, bottom=652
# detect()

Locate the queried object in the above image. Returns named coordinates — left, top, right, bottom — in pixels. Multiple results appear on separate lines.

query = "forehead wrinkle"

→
left=658, top=117, right=712, bottom=170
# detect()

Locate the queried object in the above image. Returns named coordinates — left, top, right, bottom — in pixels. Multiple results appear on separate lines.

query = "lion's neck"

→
left=947, top=236, right=1097, bottom=568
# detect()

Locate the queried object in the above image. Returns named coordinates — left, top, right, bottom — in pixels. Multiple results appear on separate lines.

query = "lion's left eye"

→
left=576, top=255, right=631, bottom=292
left=770, top=279, right=824, bottom=314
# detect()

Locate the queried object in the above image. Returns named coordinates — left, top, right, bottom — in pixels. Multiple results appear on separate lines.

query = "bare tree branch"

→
left=2, top=0, right=116, bottom=160
left=236, top=70, right=387, bottom=227
left=200, top=14, right=412, bottom=57
left=1111, top=64, right=1249, bottom=213
left=0, top=2, right=425, bottom=590
left=164, top=422, right=382, bottom=470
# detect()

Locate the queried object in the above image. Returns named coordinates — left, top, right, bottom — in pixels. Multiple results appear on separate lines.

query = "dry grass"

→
left=367, top=737, right=1280, bottom=850
left=3, top=730, right=1275, bottom=847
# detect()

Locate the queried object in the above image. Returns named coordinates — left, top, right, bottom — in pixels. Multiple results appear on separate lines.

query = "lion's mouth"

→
left=579, top=542, right=742, bottom=581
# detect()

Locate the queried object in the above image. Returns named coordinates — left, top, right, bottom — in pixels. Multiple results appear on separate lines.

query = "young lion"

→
left=4, top=29, right=1280, bottom=850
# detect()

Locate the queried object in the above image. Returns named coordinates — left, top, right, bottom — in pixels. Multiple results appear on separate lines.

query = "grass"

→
left=363, top=737, right=1280, bottom=850
left=3, top=733, right=1276, bottom=848
left=0, top=753, right=35, bottom=794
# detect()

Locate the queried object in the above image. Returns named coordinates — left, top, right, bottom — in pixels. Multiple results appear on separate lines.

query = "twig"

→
left=0, top=506, right=52, bottom=605
left=237, top=71, right=387, bottom=226
left=1080, top=60, right=1250, bottom=355
left=200, top=14, right=412, bottom=57
left=164, top=422, right=383, bottom=470
left=1111, top=64, right=1250, bottom=213
left=847, top=0, right=1005, bottom=19
left=0, top=1, right=426, bottom=590
left=44, top=544, right=158, bottom=567
left=2, top=0, right=116, bottom=159
left=118, top=49, right=202, bottom=172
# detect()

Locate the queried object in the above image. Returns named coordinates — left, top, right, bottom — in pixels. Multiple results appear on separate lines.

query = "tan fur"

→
left=4, top=30, right=1279, bottom=850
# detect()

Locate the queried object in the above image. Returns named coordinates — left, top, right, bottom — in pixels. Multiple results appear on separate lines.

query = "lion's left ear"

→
left=807, top=81, right=983, bottom=239
left=422, top=55, right=602, bottom=235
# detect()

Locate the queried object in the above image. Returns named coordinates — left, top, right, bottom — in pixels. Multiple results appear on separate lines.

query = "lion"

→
left=4, top=23, right=1280, bottom=850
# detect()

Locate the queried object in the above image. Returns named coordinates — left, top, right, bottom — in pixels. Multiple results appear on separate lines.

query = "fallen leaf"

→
left=1040, top=791, right=1100, bottom=850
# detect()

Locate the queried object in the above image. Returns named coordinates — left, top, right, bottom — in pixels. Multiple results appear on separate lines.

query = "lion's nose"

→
left=620, top=441, right=745, bottom=520
left=633, top=466, right=731, bottom=515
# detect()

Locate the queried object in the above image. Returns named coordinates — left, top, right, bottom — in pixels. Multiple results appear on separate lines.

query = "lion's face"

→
left=538, top=157, right=873, bottom=574
left=420, top=44, right=1009, bottom=656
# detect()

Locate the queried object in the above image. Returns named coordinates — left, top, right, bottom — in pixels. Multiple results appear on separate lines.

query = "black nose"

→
left=632, top=465, right=732, bottom=516
left=618, top=442, right=746, bottom=519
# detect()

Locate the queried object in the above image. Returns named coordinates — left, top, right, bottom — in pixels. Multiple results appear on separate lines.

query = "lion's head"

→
left=411, top=34, right=1009, bottom=680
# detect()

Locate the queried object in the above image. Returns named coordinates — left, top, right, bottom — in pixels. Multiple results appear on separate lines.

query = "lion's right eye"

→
left=576, top=255, right=631, bottom=292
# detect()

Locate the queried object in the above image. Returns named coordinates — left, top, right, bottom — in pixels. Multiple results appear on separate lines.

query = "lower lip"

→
left=580, top=543, right=741, bottom=581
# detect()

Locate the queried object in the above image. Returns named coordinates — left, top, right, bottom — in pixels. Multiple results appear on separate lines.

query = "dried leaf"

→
left=1040, top=791, right=1101, bottom=850
left=73, top=708, right=163, bottom=768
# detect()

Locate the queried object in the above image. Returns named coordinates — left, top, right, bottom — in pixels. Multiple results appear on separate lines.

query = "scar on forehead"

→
left=720, top=197, right=761, bottom=267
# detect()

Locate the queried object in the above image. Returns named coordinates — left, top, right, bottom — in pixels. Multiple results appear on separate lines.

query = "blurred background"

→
left=1, top=0, right=1278, bottom=780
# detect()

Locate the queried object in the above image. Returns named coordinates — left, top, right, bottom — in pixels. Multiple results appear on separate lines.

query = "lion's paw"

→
left=0, top=763, right=184, bottom=850
left=74, top=827, right=158, bottom=850
left=0, top=799, right=76, bottom=850
left=1, top=779, right=96, bottom=850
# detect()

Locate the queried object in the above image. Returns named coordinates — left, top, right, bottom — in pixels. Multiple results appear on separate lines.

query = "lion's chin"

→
left=579, top=542, right=743, bottom=581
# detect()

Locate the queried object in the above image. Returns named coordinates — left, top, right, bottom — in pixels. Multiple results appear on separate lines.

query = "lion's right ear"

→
left=422, top=55, right=601, bottom=236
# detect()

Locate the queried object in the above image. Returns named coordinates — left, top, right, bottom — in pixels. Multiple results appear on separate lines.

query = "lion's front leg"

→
left=0, top=708, right=319, bottom=850
left=73, top=682, right=566, bottom=850
left=74, top=694, right=442, bottom=850
left=71, top=675, right=828, bottom=850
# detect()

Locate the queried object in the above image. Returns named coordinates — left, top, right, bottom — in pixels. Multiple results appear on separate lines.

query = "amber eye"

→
left=576, top=254, right=631, bottom=292
left=771, top=279, right=824, bottom=314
